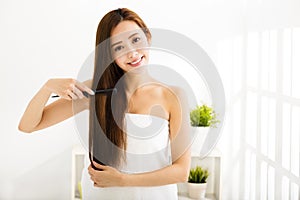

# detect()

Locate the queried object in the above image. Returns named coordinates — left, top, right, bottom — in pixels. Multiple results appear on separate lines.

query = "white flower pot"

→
left=188, top=182, right=207, bottom=199
left=190, top=127, right=209, bottom=154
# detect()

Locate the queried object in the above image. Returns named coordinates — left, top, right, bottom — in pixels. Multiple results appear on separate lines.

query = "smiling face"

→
left=110, top=20, right=150, bottom=72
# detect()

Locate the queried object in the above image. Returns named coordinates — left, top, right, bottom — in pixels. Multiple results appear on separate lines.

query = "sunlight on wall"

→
left=217, top=27, right=300, bottom=199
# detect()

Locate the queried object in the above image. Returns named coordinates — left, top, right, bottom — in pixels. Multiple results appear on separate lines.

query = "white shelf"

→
left=178, top=193, right=216, bottom=200
left=71, top=144, right=86, bottom=200
left=178, top=148, right=222, bottom=200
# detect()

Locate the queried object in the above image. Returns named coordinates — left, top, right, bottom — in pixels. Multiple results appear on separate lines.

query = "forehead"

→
left=111, top=20, right=141, bottom=36
left=110, top=21, right=144, bottom=42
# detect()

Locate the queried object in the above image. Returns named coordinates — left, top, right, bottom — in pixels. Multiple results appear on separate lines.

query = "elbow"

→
left=180, top=168, right=190, bottom=182
left=176, top=166, right=190, bottom=183
left=18, top=124, right=34, bottom=134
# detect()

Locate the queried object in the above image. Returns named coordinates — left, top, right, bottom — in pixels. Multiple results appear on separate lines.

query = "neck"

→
left=124, top=67, right=153, bottom=94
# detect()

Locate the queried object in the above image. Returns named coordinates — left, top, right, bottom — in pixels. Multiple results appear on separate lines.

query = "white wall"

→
left=1, top=0, right=299, bottom=199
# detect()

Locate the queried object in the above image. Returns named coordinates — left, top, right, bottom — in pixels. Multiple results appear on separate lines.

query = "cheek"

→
left=144, top=50, right=149, bottom=58
left=114, top=57, right=127, bottom=70
left=142, top=50, right=149, bottom=61
left=114, top=58, right=121, bottom=66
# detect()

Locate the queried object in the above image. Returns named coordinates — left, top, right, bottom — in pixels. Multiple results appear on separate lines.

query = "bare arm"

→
left=89, top=87, right=191, bottom=187
left=122, top=151, right=190, bottom=186
left=18, top=78, right=93, bottom=133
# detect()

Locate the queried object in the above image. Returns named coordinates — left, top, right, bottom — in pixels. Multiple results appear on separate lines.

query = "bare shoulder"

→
left=142, top=81, right=187, bottom=103
left=168, top=86, right=186, bottom=96
left=163, top=85, right=187, bottom=102
left=142, top=83, right=183, bottom=100
left=146, top=83, right=185, bottom=113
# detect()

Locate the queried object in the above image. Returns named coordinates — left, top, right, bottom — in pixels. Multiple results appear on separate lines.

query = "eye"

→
left=132, top=37, right=141, bottom=44
left=114, top=45, right=124, bottom=52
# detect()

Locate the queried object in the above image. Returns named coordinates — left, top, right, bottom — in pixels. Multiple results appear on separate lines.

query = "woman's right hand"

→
left=19, top=78, right=93, bottom=133
left=44, top=78, right=95, bottom=100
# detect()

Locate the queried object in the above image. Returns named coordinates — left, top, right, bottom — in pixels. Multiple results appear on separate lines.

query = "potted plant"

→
left=188, top=166, right=209, bottom=199
left=190, top=104, right=219, bottom=127
left=190, top=104, right=219, bottom=153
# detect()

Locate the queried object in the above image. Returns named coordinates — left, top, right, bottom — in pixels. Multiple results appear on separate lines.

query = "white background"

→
left=1, top=0, right=299, bottom=199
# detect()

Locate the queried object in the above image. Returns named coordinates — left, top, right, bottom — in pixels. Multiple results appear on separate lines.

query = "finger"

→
left=69, top=83, right=82, bottom=99
left=73, top=86, right=84, bottom=99
left=56, top=90, right=72, bottom=100
left=88, top=165, right=96, bottom=176
left=66, top=90, right=78, bottom=100
left=94, top=182, right=105, bottom=188
left=94, top=182, right=100, bottom=188
left=62, top=94, right=72, bottom=100
left=75, top=81, right=95, bottom=96
left=90, top=176, right=95, bottom=182
left=93, top=161, right=108, bottom=170
left=88, top=165, right=92, bottom=175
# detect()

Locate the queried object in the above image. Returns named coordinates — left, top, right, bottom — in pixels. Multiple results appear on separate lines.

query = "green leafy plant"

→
left=190, top=104, right=219, bottom=127
left=188, top=166, right=209, bottom=184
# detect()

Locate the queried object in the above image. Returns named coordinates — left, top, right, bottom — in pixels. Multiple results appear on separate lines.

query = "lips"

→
left=128, top=56, right=144, bottom=67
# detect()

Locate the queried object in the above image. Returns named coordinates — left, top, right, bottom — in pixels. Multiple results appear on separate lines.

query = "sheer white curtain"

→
left=216, top=4, right=300, bottom=199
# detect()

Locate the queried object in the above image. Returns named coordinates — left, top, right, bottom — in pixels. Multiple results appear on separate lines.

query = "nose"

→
left=127, top=49, right=139, bottom=59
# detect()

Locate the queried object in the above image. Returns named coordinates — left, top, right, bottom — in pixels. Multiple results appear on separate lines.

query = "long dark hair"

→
left=89, top=8, right=151, bottom=168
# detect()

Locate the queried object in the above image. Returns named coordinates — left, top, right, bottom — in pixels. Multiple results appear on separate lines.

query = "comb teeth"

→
left=82, top=91, right=89, bottom=98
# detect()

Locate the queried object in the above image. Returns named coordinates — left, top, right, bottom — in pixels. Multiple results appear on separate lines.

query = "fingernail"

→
left=93, top=161, right=99, bottom=165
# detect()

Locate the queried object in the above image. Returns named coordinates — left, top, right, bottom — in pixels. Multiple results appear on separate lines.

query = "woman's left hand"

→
left=88, top=161, right=125, bottom=187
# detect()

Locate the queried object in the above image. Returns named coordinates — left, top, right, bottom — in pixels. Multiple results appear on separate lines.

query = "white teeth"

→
left=130, top=57, right=141, bottom=65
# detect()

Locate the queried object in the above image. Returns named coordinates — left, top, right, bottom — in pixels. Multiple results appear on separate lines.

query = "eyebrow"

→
left=111, top=33, right=140, bottom=47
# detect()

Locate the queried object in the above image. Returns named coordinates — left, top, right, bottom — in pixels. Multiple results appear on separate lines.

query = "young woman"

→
left=19, top=8, right=191, bottom=199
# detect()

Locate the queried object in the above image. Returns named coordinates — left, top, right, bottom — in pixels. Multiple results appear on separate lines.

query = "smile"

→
left=128, top=56, right=144, bottom=67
